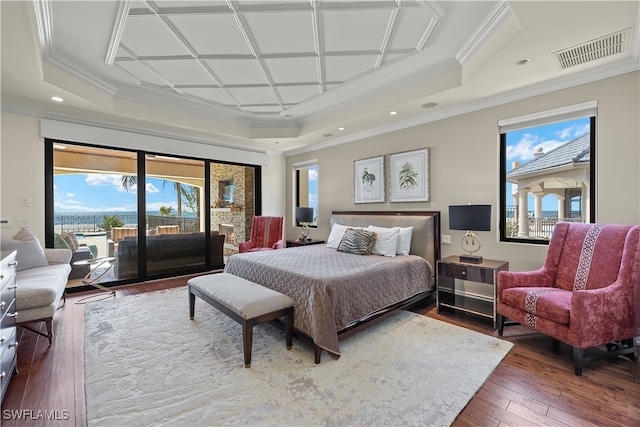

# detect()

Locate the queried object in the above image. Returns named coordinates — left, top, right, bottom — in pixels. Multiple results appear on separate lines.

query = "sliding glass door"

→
left=51, top=144, right=139, bottom=286
left=145, top=154, right=206, bottom=277
left=46, top=140, right=260, bottom=290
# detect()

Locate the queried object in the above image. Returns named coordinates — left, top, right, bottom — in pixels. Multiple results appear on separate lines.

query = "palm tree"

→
left=121, top=175, right=197, bottom=218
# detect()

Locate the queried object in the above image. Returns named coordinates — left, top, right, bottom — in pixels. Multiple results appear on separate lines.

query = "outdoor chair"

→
left=239, top=216, right=284, bottom=253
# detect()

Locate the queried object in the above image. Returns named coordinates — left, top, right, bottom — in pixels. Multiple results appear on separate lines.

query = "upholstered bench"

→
left=188, top=273, right=294, bottom=368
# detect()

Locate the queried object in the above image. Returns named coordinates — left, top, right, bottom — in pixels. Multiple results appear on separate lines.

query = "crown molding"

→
left=456, top=1, right=512, bottom=65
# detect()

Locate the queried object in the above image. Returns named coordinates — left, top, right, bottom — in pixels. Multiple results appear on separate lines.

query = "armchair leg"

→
left=497, top=314, right=505, bottom=336
left=573, top=347, right=584, bottom=376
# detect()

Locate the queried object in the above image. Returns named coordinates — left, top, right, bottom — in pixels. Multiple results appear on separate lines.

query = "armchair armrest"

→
left=44, top=248, right=72, bottom=265
left=273, top=239, right=284, bottom=249
left=238, top=241, right=254, bottom=252
left=571, top=281, right=638, bottom=347
left=498, top=268, right=555, bottom=290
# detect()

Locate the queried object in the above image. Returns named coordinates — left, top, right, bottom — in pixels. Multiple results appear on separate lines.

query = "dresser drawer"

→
left=0, top=259, right=16, bottom=290
left=1, top=299, right=17, bottom=333
left=1, top=328, right=18, bottom=385
left=438, top=262, right=495, bottom=284
left=0, top=284, right=16, bottom=320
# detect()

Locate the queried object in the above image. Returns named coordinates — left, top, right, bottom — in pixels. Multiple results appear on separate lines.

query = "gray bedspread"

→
left=224, top=245, right=433, bottom=356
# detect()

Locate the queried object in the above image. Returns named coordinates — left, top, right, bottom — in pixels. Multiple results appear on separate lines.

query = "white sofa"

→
left=16, top=248, right=71, bottom=344
left=1, top=228, right=71, bottom=345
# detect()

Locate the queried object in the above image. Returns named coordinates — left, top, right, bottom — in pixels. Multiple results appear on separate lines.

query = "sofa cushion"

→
left=1, top=228, right=49, bottom=272
left=16, top=263, right=71, bottom=310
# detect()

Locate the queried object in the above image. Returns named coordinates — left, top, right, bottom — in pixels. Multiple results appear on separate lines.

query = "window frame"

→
left=293, top=160, right=318, bottom=229
left=498, top=103, right=596, bottom=245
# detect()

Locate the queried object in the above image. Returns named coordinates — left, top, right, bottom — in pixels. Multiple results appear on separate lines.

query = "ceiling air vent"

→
left=553, top=28, right=630, bottom=70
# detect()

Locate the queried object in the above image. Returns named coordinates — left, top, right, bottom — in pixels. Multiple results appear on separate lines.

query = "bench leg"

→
left=189, top=289, right=196, bottom=320
left=285, top=308, right=293, bottom=350
left=243, top=321, right=253, bottom=368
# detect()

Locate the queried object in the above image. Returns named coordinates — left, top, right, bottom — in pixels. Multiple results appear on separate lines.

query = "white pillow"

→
left=366, top=225, right=400, bottom=257
left=326, top=223, right=350, bottom=249
left=397, top=226, right=414, bottom=256
left=0, top=228, right=49, bottom=271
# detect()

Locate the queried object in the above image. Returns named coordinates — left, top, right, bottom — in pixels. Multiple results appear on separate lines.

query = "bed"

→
left=224, top=210, right=441, bottom=362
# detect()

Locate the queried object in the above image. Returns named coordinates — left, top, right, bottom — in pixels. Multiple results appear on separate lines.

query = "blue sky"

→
left=54, top=175, right=184, bottom=213
left=505, top=117, right=591, bottom=212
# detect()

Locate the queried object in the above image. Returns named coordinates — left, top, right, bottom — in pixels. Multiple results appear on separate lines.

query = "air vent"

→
left=553, top=28, right=630, bottom=70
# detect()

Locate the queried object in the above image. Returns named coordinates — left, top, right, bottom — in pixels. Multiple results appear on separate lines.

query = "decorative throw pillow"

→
left=0, top=228, right=49, bottom=272
left=397, top=226, right=414, bottom=256
left=326, top=223, right=351, bottom=249
left=365, top=225, right=400, bottom=257
left=337, top=228, right=377, bottom=255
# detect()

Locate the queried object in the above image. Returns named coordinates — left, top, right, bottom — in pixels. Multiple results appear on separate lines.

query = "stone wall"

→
left=210, top=164, right=254, bottom=250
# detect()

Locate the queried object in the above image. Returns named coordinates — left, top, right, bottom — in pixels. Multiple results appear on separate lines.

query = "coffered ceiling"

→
left=1, top=1, right=639, bottom=155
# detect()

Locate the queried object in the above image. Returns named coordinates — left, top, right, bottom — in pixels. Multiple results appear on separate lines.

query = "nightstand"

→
left=286, top=239, right=325, bottom=248
left=436, top=255, right=509, bottom=329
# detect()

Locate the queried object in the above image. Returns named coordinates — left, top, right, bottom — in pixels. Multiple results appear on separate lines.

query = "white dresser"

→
left=1, top=250, right=18, bottom=403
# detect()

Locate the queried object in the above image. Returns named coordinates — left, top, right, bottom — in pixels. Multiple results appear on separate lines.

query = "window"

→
left=499, top=102, right=596, bottom=244
left=294, top=161, right=318, bottom=227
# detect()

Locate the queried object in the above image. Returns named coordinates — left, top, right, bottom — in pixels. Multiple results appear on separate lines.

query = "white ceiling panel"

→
left=391, top=7, right=433, bottom=50
left=168, top=14, right=252, bottom=56
left=324, top=55, right=379, bottom=82
left=120, top=16, right=190, bottom=57
left=116, top=61, right=169, bottom=86
left=277, top=85, right=321, bottom=104
left=148, top=59, right=217, bottom=86
left=264, top=57, right=319, bottom=84
left=322, top=10, right=390, bottom=52
left=243, top=11, right=316, bottom=54
left=203, top=59, right=267, bottom=86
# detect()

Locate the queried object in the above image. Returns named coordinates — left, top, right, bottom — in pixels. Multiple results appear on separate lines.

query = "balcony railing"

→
left=54, top=213, right=198, bottom=235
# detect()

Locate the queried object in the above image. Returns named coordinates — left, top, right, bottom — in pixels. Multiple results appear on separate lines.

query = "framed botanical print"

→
left=389, top=148, right=430, bottom=202
left=354, top=155, right=385, bottom=203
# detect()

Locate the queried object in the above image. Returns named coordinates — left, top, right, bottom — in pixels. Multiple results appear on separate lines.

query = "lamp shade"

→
left=449, top=205, right=491, bottom=231
left=296, top=207, right=314, bottom=223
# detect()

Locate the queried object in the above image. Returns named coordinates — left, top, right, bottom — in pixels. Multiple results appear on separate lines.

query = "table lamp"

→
left=295, top=207, right=314, bottom=241
left=449, top=204, right=491, bottom=264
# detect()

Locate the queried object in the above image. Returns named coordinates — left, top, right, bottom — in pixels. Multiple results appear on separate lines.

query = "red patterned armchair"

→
left=238, top=216, right=284, bottom=253
left=497, top=222, right=640, bottom=375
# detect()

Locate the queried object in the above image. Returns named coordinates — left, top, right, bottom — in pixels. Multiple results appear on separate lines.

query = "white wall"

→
left=285, top=72, right=640, bottom=272
left=0, top=113, right=286, bottom=242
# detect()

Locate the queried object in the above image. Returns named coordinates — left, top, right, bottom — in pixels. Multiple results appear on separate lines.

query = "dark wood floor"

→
left=2, top=278, right=639, bottom=426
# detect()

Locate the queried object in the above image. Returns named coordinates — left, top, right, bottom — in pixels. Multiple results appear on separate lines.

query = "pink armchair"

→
left=238, top=216, right=284, bottom=253
left=497, top=222, right=640, bottom=375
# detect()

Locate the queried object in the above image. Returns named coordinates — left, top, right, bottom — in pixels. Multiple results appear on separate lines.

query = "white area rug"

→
left=84, top=287, right=513, bottom=426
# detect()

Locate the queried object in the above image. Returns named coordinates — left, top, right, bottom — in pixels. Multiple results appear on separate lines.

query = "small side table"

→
left=73, top=257, right=116, bottom=304
left=286, top=239, right=325, bottom=248
left=436, top=256, right=509, bottom=329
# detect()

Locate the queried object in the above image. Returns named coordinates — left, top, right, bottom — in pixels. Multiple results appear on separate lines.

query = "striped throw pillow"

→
left=337, top=228, right=377, bottom=255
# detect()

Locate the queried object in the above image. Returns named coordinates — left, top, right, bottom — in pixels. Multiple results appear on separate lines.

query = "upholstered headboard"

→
left=330, top=211, right=441, bottom=277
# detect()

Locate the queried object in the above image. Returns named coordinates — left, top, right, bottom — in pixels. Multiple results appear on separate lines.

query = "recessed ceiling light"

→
left=389, top=111, right=398, bottom=115
left=422, top=102, right=438, bottom=109
left=50, top=96, right=64, bottom=102
left=515, top=58, right=531, bottom=66
left=322, top=133, right=333, bottom=137
left=338, top=127, right=345, bottom=131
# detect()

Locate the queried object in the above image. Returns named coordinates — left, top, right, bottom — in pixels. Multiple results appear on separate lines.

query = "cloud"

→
left=66, top=192, right=75, bottom=198
left=308, top=169, right=318, bottom=181
left=507, top=133, right=567, bottom=162
left=146, top=183, right=160, bottom=193
left=85, top=174, right=135, bottom=192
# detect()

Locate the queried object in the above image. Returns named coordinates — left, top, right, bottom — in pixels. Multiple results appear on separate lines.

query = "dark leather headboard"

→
left=330, top=211, right=441, bottom=277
